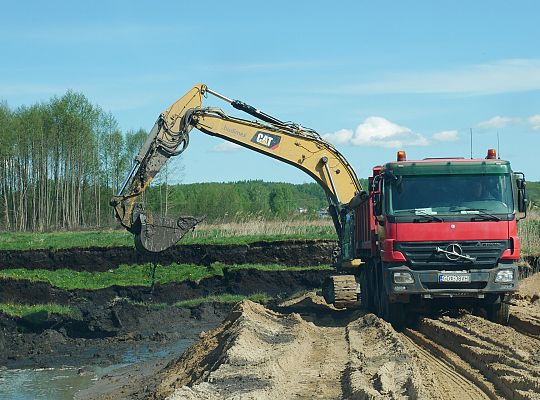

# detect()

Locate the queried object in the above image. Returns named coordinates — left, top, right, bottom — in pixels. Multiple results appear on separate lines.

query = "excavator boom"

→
left=111, top=84, right=364, bottom=253
left=110, top=84, right=207, bottom=252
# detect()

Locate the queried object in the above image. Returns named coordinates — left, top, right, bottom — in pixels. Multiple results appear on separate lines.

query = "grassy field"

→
left=518, top=212, right=540, bottom=255
left=0, top=262, right=332, bottom=290
left=0, top=219, right=337, bottom=251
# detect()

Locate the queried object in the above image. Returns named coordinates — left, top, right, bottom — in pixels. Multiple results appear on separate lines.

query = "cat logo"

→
left=251, top=131, right=281, bottom=150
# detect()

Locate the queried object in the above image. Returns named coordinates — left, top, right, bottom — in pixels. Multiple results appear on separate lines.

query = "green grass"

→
left=0, top=227, right=337, bottom=251
left=125, top=293, right=273, bottom=309
left=0, top=230, right=133, bottom=251
left=0, top=262, right=332, bottom=290
left=0, top=303, right=79, bottom=319
left=0, top=218, right=337, bottom=251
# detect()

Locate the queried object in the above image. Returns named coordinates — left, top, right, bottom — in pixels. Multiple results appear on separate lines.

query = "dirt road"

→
left=138, top=274, right=540, bottom=400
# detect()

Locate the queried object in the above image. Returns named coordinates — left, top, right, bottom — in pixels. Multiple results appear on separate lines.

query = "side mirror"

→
left=518, top=184, right=527, bottom=214
left=514, top=173, right=527, bottom=218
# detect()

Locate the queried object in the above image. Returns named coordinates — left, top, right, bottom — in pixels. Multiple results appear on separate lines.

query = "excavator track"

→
left=323, top=275, right=358, bottom=309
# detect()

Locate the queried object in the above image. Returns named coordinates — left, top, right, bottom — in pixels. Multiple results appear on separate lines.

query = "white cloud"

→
left=352, top=117, right=429, bottom=148
left=331, top=59, right=540, bottom=96
left=433, top=130, right=459, bottom=142
left=324, top=117, right=429, bottom=148
left=322, top=129, right=353, bottom=144
left=211, top=142, right=242, bottom=152
left=477, top=116, right=517, bottom=129
left=529, top=115, right=540, bottom=130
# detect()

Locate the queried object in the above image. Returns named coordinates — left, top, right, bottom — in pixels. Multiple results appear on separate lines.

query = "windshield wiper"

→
left=394, top=209, right=444, bottom=222
left=414, top=210, right=444, bottom=222
left=448, top=207, right=501, bottom=221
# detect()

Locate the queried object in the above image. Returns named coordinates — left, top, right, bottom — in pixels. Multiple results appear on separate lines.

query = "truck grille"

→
left=394, top=241, right=508, bottom=271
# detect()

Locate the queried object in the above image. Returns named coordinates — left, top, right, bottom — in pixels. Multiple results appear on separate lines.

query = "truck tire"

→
left=359, top=268, right=374, bottom=311
left=486, top=301, right=510, bottom=325
left=377, top=282, right=405, bottom=328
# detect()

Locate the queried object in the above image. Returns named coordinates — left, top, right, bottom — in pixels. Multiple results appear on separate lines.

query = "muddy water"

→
left=0, top=337, right=194, bottom=400
left=0, top=366, right=112, bottom=400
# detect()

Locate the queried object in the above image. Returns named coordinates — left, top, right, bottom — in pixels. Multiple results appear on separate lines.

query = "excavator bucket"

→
left=133, top=212, right=205, bottom=253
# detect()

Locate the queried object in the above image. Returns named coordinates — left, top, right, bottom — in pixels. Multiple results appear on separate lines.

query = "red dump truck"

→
left=348, top=149, right=527, bottom=325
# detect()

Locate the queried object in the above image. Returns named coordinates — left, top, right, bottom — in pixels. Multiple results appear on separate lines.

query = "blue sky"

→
left=1, top=1, right=539, bottom=183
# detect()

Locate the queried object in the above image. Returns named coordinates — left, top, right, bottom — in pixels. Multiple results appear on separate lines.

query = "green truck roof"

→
left=384, top=159, right=512, bottom=175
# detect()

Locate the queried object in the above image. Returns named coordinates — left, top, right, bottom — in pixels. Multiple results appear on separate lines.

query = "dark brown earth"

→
left=0, top=300, right=233, bottom=369
left=0, top=240, right=337, bottom=271
left=0, top=241, right=337, bottom=371
left=0, top=268, right=331, bottom=369
left=0, top=268, right=332, bottom=306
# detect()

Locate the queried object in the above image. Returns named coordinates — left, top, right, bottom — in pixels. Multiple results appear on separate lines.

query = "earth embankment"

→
left=109, top=273, right=540, bottom=400
left=0, top=240, right=337, bottom=271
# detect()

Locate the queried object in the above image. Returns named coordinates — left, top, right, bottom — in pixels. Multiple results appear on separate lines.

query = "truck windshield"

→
left=388, top=174, right=514, bottom=216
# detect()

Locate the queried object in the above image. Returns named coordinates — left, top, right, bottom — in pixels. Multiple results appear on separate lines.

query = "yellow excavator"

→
left=111, top=84, right=367, bottom=308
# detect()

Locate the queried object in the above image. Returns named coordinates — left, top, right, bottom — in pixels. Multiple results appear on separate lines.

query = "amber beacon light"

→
left=486, top=149, right=497, bottom=159
left=397, top=150, right=407, bottom=161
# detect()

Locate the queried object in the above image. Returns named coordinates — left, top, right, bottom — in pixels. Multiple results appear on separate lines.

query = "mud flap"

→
left=133, top=212, right=205, bottom=253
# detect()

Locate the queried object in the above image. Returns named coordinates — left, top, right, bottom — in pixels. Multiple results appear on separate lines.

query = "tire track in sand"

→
left=508, top=304, right=540, bottom=340
left=417, top=314, right=540, bottom=399
left=401, top=329, right=497, bottom=400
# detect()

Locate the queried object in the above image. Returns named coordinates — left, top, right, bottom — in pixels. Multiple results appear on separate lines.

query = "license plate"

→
left=438, top=273, right=471, bottom=283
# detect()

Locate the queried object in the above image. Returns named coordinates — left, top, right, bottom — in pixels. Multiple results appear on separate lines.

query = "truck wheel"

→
left=486, top=301, right=510, bottom=325
left=359, top=268, right=374, bottom=311
left=378, top=285, right=406, bottom=328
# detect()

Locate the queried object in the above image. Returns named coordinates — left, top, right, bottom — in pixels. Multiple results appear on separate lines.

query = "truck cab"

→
left=355, top=149, right=527, bottom=325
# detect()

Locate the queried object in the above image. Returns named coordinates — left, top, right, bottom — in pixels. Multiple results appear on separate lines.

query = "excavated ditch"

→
left=0, top=242, right=539, bottom=399
left=0, top=268, right=331, bottom=307
left=0, top=240, right=337, bottom=271
left=0, top=240, right=336, bottom=375
left=0, top=269, right=331, bottom=370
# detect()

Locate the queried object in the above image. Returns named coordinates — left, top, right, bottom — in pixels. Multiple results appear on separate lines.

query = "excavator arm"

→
left=111, top=84, right=365, bottom=253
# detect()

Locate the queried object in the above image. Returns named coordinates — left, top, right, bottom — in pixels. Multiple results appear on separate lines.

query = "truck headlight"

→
left=495, top=269, right=514, bottom=283
left=393, top=271, right=414, bottom=284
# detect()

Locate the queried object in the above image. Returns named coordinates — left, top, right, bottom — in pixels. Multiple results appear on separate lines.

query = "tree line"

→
left=144, top=181, right=329, bottom=221
left=0, top=92, right=147, bottom=231
left=0, top=92, right=334, bottom=231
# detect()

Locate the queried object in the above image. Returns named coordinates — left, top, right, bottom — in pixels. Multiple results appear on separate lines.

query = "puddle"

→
left=0, top=366, right=106, bottom=400
left=0, top=336, right=194, bottom=399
